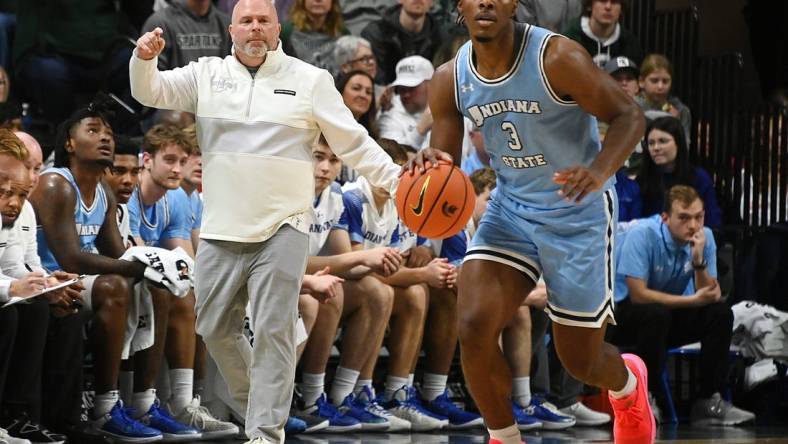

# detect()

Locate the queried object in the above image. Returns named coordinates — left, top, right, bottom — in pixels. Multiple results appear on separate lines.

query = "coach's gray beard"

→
left=240, top=41, right=269, bottom=58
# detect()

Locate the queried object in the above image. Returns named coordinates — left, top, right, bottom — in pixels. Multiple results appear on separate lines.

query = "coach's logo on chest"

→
left=210, top=77, right=238, bottom=93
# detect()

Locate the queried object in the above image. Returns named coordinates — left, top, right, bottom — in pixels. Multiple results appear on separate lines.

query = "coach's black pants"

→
left=611, top=300, right=734, bottom=399
left=1, top=299, right=50, bottom=423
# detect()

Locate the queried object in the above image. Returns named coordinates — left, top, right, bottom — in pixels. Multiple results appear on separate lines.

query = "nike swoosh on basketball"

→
left=411, top=176, right=431, bottom=216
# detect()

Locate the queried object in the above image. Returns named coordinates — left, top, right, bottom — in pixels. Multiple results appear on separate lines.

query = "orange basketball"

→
left=396, top=161, right=476, bottom=239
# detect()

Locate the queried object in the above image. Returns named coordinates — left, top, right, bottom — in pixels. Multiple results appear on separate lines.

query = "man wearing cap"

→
left=378, top=55, right=435, bottom=151
left=605, top=56, right=640, bottom=98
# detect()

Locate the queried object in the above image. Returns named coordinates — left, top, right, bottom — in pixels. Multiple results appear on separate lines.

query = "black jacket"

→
left=361, top=5, right=445, bottom=84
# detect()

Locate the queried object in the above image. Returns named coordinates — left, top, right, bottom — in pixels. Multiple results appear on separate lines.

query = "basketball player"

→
left=408, top=0, right=651, bottom=442
left=31, top=106, right=164, bottom=442
left=295, top=138, right=409, bottom=432
left=130, top=0, right=402, bottom=441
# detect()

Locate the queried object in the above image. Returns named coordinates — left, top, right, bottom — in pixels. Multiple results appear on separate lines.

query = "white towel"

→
left=120, top=246, right=194, bottom=297
left=121, top=281, right=155, bottom=359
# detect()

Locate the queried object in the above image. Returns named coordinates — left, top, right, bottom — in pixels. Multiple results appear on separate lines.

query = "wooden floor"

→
left=274, top=425, right=788, bottom=443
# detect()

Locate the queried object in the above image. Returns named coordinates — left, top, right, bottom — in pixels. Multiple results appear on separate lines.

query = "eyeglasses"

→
left=349, top=55, right=376, bottom=65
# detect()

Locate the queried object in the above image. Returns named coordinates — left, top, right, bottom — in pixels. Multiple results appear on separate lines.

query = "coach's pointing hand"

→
left=136, top=27, right=166, bottom=60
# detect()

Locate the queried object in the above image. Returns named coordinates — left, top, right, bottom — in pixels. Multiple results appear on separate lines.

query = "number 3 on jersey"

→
left=501, top=121, right=523, bottom=151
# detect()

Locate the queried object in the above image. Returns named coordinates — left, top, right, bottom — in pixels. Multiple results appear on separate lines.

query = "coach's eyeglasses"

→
left=349, top=55, right=376, bottom=65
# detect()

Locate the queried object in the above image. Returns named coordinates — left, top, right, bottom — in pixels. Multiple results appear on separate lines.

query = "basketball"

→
left=396, top=161, right=476, bottom=239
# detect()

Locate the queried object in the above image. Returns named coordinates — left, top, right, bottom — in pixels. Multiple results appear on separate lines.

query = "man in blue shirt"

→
left=612, top=185, right=754, bottom=426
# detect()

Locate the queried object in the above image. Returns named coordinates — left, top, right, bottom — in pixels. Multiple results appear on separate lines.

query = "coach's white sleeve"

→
left=311, top=71, right=401, bottom=195
left=129, top=50, right=198, bottom=113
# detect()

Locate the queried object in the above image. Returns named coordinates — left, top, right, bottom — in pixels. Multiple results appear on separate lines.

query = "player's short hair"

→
left=143, top=124, right=193, bottom=156
left=640, top=54, right=673, bottom=79
left=114, top=135, right=141, bottom=158
left=582, top=0, right=627, bottom=17
left=664, top=185, right=702, bottom=213
left=0, top=128, right=29, bottom=161
left=54, top=97, right=114, bottom=168
left=377, top=138, right=408, bottom=166
left=182, top=124, right=200, bottom=155
left=469, top=167, right=496, bottom=196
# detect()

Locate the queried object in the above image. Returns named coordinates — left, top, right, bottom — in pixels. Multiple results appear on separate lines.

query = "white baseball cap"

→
left=390, top=56, right=435, bottom=88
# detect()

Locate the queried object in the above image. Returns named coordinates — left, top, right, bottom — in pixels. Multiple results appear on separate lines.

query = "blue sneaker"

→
left=353, top=385, right=411, bottom=432
left=525, top=397, right=576, bottom=430
left=423, top=390, right=484, bottom=429
left=378, top=385, right=448, bottom=432
left=136, top=400, right=202, bottom=441
left=339, top=392, right=390, bottom=431
left=512, top=400, right=542, bottom=431
left=284, top=416, right=307, bottom=435
left=91, top=401, right=163, bottom=443
left=295, top=393, right=361, bottom=433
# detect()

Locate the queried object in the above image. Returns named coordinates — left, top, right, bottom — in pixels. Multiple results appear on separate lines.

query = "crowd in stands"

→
left=0, top=0, right=757, bottom=443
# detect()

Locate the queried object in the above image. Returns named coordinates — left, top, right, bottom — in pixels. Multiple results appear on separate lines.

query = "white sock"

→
left=407, top=373, right=415, bottom=386
left=384, top=375, right=409, bottom=401
left=421, top=372, right=448, bottom=401
left=94, top=390, right=120, bottom=418
left=329, top=366, right=359, bottom=406
left=169, top=368, right=194, bottom=414
left=488, top=423, right=521, bottom=444
left=354, top=378, right=373, bottom=395
left=512, top=376, right=531, bottom=407
left=119, top=371, right=134, bottom=407
left=301, top=372, right=325, bottom=406
left=610, top=367, right=637, bottom=399
left=132, top=388, right=157, bottom=418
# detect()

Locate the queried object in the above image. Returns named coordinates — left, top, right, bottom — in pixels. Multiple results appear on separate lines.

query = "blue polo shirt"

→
left=615, top=215, right=717, bottom=303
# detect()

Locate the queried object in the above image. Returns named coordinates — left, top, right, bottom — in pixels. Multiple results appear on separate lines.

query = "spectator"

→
left=339, top=0, right=394, bottom=36
left=0, top=65, right=10, bottom=102
left=612, top=185, right=755, bottom=426
left=361, top=0, right=444, bottom=85
left=142, top=0, right=232, bottom=70
left=14, top=0, right=138, bottom=129
left=604, top=56, right=639, bottom=98
left=636, top=54, right=692, bottom=143
left=337, top=70, right=377, bottom=138
left=516, top=0, right=582, bottom=33
left=637, top=116, right=721, bottom=228
left=563, top=0, right=643, bottom=68
left=377, top=56, right=433, bottom=150
left=461, top=121, right=490, bottom=176
left=282, top=0, right=348, bottom=71
left=0, top=101, right=20, bottom=131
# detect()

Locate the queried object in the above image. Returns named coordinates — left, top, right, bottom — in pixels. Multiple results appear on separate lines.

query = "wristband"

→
left=692, top=259, right=707, bottom=270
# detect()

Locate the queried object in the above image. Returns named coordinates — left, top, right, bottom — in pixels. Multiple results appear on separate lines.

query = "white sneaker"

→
left=0, top=427, right=31, bottom=444
left=354, top=387, right=412, bottom=432
left=380, top=386, right=448, bottom=432
left=171, top=396, right=240, bottom=439
left=244, top=438, right=276, bottom=444
left=558, top=401, right=611, bottom=426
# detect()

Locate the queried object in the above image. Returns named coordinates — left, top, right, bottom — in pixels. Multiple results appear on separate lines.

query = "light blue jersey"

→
left=127, top=186, right=192, bottom=247
left=455, top=23, right=612, bottom=212
left=187, top=190, right=203, bottom=231
left=457, top=23, right=618, bottom=328
left=38, top=168, right=108, bottom=272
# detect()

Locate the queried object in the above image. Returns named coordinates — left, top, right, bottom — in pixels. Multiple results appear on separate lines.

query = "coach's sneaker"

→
left=423, top=390, right=483, bottom=429
left=3, top=414, right=67, bottom=444
left=0, top=427, right=31, bottom=444
left=338, top=393, right=390, bottom=431
left=136, top=399, right=201, bottom=442
left=511, top=400, right=542, bottom=431
left=559, top=401, right=611, bottom=426
left=91, top=401, right=162, bottom=443
left=379, top=386, right=448, bottom=432
left=609, top=354, right=656, bottom=444
left=170, top=396, right=239, bottom=439
left=295, top=394, right=361, bottom=433
left=353, top=385, right=411, bottom=432
left=523, top=397, right=575, bottom=430
left=690, top=393, right=755, bottom=426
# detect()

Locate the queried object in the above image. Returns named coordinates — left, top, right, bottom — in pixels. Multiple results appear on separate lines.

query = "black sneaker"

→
left=5, top=415, right=67, bottom=444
